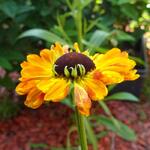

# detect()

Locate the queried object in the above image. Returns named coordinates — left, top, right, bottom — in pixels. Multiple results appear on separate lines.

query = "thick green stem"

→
left=75, top=107, right=88, bottom=150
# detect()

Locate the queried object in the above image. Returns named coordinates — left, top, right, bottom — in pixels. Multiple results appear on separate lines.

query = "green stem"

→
left=75, top=107, right=88, bottom=150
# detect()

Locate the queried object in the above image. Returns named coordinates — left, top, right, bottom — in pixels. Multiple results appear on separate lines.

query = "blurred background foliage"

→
left=0, top=0, right=149, bottom=148
left=0, top=0, right=149, bottom=129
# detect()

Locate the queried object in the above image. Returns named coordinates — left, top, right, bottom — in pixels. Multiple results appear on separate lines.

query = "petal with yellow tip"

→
left=15, top=80, right=35, bottom=95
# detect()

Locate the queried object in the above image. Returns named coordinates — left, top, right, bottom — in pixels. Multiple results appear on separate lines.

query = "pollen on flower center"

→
left=54, top=52, right=95, bottom=77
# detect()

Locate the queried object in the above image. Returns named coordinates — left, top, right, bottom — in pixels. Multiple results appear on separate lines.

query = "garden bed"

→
left=0, top=99, right=150, bottom=150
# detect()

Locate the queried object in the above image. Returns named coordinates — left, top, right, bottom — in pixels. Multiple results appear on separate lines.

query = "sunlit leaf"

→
left=89, top=30, right=109, bottom=47
left=18, top=29, right=68, bottom=44
left=105, top=92, right=139, bottom=102
left=113, top=30, right=135, bottom=42
left=97, top=115, right=137, bottom=141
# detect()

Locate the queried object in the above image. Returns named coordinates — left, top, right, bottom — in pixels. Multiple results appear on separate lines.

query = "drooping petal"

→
left=79, top=76, right=108, bottom=101
left=25, top=88, right=44, bottom=109
left=15, top=80, right=35, bottom=95
left=93, top=48, right=139, bottom=84
left=74, top=83, right=91, bottom=116
left=41, top=78, right=70, bottom=102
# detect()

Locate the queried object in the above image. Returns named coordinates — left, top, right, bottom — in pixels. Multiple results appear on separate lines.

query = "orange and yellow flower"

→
left=16, top=43, right=139, bottom=116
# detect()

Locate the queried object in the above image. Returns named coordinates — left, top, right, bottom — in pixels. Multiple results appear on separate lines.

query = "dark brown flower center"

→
left=54, top=52, right=95, bottom=77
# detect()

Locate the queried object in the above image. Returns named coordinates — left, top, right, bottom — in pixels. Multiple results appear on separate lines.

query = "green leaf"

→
left=29, top=143, right=48, bottom=149
left=0, top=1, right=17, bottom=18
left=89, top=30, right=109, bottom=47
left=105, top=92, right=139, bottom=102
left=130, top=56, right=146, bottom=66
left=121, top=4, right=139, bottom=20
left=80, top=0, right=92, bottom=9
left=0, top=57, right=12, bottom=70
left=17, top=5, right=35, bottom=14
left=113, top=30, right=135, bottom=42
left=66, top=126, right=77, bottom=150
left=85, top=119, right=98, bottom=150
left=97, top=115, right=137, bottom=141
left=61, top=97, right=74, bottom=109
left=18, top=29, right=68, bottom=44
left=99, top=101, right=111, bottom=116
left=118, top=0, right=133, bottom=5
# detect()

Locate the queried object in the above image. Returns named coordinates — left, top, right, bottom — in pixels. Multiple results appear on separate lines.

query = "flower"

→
left=16, top=43, right=139, bottom=116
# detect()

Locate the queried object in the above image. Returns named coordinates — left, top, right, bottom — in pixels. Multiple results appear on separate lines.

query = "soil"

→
left=0, top=99, right=150, bottom=150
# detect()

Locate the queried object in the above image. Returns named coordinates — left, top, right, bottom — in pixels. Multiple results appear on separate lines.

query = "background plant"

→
left=0, top=0, right=149, bottom=149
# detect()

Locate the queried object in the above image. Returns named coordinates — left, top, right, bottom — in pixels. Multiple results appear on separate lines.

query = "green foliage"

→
left=105, top=92, right=139, bottom=101
left=0, top=0, right=148, bottom=148
left=0, top=0, right=148, bottom=73
left=66, top=126, right=77, bottom=150
left=85, top=119, right=98, bottom=150
left=0, top=76, right=15, bottom=89
left=0, top=98, right=20, bottom=120
left=96, top=115, right=137, bottom=141
left=18, top=29, right=68, bottom=45
left=29, top=143, right=48, bottom=149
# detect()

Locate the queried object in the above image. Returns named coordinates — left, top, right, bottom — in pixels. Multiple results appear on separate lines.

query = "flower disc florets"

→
left=54, top=52, right=95, bottom=78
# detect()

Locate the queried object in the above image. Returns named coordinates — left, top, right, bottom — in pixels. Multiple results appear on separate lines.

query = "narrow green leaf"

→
left=121, top=4, right=138, bottom=20
left=130, top=56, right=146, bottom=66
left=66, top=126, right=77, bottom=150
left=99, top=101, right=111, bottom=116
left=18, top=29, right=68, bottom=44
left=85, top=119, right=98, bottom=150
left=105, top=92, right=139, bottom=102
left=89, top=30, right=109, bottom=47
left=29, top=143, right=48, bottom=149
left=61, top=97, right=74, bottom=109
left=118, top=0, right=132, bottom=5
left=114, top=30, right=135, bottom=42
left=80, top=0, right=92, bottom=9
left=97, top=115, right=137, bottom=141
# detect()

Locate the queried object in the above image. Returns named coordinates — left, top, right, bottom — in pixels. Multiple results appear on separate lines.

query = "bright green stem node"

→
left=75, top=107, right=88, bottom=150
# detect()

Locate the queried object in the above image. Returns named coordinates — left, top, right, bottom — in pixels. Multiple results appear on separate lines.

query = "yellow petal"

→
left=74, top=83, right=91, bottom=116
left=25, top=88, right=44, bottom=109
left=40, top=49, right=56, bottom=65
left=20, top=52, right=54, bottom=80
left=15, top=80, right=35, bottom=95
left=27, top=54, right=42, bottom=65
left=43, top=78, right=70, bottom=102
left=91, top=70, right=124, bottom=85
left=93, top=48, right=139, bottom=83
left=51, top=42, right=66, bottom=57
left=73, top=43, right=80, bottom=52
left=124, top=69, right=140, bottom=80
left=21, top=65, right=52, bottom=79
left=80, top=77, right=108, bottom=101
